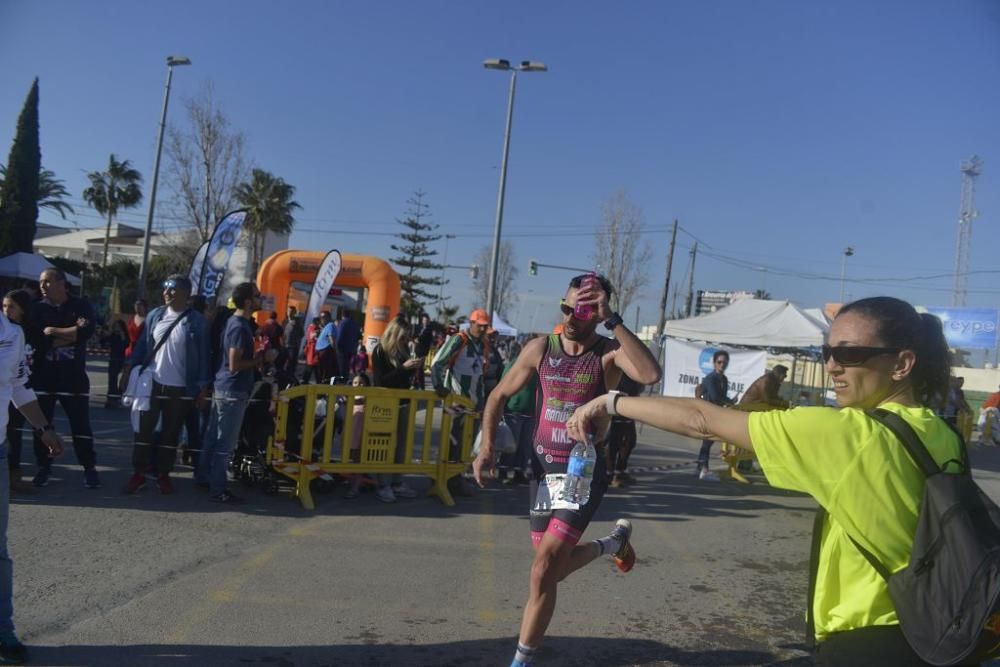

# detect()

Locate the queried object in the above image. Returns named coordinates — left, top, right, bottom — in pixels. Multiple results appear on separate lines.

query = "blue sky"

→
left=2, top=0, right=999, bottom=336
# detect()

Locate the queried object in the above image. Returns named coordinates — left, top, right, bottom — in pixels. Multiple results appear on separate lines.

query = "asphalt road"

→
left=10, top=360, right=1000, bottom=667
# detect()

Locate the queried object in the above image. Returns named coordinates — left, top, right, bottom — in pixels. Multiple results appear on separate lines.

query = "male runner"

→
left=473, top=274, right=661, bottom=667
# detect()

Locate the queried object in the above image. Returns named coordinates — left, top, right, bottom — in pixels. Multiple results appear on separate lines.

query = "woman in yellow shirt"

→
left=566, top=296, right=973, bottom=666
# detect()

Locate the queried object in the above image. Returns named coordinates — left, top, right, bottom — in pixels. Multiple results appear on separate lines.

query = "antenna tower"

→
left=952, top=155, right=983, bottom=307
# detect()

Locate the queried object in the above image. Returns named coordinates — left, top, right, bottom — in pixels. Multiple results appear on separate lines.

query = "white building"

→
left=33, top=222, right=288, bottom=286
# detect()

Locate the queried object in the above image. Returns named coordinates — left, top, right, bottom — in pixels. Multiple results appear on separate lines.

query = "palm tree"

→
left=0, top=165, right=75, bottom=220
left=234, top=168, right=301, bottom=274
left=82, top=154, right=143, bottom=268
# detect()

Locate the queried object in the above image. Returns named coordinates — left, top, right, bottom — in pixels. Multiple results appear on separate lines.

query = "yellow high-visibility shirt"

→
left=749, top=403, right=963, bottom=640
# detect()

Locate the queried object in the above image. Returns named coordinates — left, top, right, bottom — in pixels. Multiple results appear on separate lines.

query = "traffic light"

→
left=470, top=264, right=479, bottom=280
left=529, top=260, right=537, bottom=276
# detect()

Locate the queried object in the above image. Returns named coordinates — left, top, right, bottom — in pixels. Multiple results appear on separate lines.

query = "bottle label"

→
left=567, top=455, right=586, bottom=477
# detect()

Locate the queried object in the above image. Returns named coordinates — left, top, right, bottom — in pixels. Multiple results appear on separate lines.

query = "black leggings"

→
left=816, top=625, right=980, bottom=666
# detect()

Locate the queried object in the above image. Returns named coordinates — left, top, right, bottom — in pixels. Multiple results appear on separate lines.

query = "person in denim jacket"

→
left=122, top=275, right=211, bottom=495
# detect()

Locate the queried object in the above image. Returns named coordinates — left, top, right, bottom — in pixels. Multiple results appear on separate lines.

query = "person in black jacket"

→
left=100, top=320, right=129, bottom=409
left=370, top=315, right=422, bottom=503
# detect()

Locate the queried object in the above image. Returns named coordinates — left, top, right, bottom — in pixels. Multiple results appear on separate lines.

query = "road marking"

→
left=167, top=516, right=355, bottom=642
left=478, top=493, right=499, bottom=623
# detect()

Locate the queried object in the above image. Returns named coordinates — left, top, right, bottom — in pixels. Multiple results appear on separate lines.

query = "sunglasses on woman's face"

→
left=821, top=345, right=900, bottom=367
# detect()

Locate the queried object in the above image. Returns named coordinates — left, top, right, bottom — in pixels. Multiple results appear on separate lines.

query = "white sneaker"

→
left=698, top=468, right=720, bottom=482
left=376, top=486, right=396, bottom=503
left=391, top=482, right=418, bottom=499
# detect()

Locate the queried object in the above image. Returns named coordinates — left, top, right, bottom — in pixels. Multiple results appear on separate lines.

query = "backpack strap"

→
left=867, top=408, right=943, bottom=478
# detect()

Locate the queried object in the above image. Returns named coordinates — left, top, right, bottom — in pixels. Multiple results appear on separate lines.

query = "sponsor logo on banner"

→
left=187, top=242, right=208, bottom=295
left=925, top=307, right=999, bottom=349
left=661, top=338, right=766, bottom=399
left=371, top=306, right=390, bottom=322
left=198, top=210, right=248, bottom=300
left=302, top=250, right=343, bottom=356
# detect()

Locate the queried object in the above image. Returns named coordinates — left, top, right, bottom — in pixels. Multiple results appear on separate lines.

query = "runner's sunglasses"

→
left=821, top=345, right=900, bottom=366
left=559, top=299, right=597, bottom=319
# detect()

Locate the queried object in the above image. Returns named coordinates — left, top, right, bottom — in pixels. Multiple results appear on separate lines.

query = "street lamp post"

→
left=839, top=246, right=854, bottom=303
left=137, top=55, right=191, bottom=299
left=483, top=58, right=546, bottom=325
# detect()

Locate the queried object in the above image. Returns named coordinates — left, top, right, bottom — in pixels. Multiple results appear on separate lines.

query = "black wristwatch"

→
left=33, top=424, right=54, bottom=438
left=603, top=312, right=624, bottom=331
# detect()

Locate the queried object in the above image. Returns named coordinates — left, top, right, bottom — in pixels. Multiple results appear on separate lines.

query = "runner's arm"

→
left=607, top=324, right=661, bottom=385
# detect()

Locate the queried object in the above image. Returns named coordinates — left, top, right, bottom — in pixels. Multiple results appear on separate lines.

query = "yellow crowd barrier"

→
left=720, top=402, right=783, bottom=484
left=269, top=384, right=478, bottom=510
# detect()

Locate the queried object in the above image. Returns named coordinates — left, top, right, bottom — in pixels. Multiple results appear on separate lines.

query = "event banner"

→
left=187, top=241, right=208, bottom=294
left=302, top=249, right=342, bottom=353
left=198, top=209, right=248, bottom=301
left=661, top=338, right=767, bottom=400
left=924, top=307, right=999, bottom=349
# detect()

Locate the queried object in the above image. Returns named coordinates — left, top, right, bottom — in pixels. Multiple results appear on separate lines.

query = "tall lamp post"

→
left=839, top=246, right=854, bottom=304
left=483, top=58, right=546, bottom=324
left=137, top=55, right=191, bottom=299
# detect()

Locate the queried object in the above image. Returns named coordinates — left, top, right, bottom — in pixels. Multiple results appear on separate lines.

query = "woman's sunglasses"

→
left=821, top=345, right=900, bottom=366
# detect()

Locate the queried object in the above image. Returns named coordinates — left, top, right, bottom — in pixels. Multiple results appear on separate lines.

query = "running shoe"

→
left=124, top=472, right=146, bottom=494
left=698, top=468, right=720, bottom=482
left=156, top=474, right=175, bottom=495
left=0, top=631, right=28, bottom=664
left=376, top=486, right=396, bottom=503
left=32, top=467, right=50, bottom=488
left=391, top=482, right=418, bottom=499
left=84, top=468, right=102, bottom=489
left=209, top=490, right=244, bottom=504
left=611, top=518, right=636, bottom=573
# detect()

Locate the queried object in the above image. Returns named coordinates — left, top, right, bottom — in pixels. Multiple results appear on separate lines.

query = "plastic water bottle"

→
left=574, top=272, right=597, bottom=320
left=560, top=435, right=597, bottom=505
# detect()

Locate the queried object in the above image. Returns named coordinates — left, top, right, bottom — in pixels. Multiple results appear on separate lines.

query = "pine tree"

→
left=390, top=191, right=444, bottom=318
left=0, top=79, right=42, bottom=254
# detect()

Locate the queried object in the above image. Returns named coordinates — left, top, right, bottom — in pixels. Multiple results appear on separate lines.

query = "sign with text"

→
left=925, top=307, right=999, bottom=349
left=661, top=338, right=767, bottom=400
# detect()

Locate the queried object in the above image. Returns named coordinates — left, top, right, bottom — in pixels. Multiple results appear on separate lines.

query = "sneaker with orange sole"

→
left=611, top=519, right=635, bottom=573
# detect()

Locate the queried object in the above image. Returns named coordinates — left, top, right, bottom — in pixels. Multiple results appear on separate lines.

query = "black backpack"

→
left=808, top=408, right=1000, bottom=665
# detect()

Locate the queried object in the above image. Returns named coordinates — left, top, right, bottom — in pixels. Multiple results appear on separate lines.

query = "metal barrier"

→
left=720, top=402, right=783, bottom=484
left=269, top=384, right=478, bottom=509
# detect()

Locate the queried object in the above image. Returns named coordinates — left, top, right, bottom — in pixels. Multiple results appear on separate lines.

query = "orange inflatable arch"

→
left=256, top=250, right=401, bottom=348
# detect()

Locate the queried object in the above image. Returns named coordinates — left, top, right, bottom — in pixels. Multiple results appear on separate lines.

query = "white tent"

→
left=460, top=313, right=518, bottom=337
left=663, top=299, right=828, bottom=348
left=0, top=252, right=81, bottom=286
left=490, top=313, right=518, bottom=337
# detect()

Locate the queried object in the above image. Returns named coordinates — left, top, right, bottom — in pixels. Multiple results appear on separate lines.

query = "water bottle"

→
left=574, top=272, right=596, bottom=320
left=560, top=435, right=597, bottom=505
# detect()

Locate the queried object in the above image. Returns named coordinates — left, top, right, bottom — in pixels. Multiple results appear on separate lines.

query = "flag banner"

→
left=188, top=241, right=208, bottom=295
left=302, top=249, right=343, bottom=353
left=661, top=338, right=766, bottom=400
left=198, top=209, right=248, bottom=301
left=924, top=307, right=999, bottom=350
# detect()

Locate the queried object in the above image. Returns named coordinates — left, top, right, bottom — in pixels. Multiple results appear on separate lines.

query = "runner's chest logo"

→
left=548, top=357, right=562, bottom=368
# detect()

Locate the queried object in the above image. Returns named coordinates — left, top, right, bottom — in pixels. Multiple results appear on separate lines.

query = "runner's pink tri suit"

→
left=529, top=334, right=611, bottom=547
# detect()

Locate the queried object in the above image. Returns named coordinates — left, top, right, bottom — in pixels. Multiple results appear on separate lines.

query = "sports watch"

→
left=606, top=390, right=623, bottom=417
left=603, top=312, right=624, bottom=331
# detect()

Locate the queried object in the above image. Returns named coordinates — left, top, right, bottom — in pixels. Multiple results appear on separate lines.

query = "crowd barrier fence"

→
left=269, top=384, right=478, bottom=510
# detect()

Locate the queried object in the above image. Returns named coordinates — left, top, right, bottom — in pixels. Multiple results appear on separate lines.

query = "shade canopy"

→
left=664, top=299, right=828, bottom=349
left=0, top=252, right=81, bottom=286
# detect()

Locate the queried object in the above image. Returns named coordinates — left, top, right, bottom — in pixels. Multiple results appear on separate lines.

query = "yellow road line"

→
left=167, top=516, right=355, bottom=642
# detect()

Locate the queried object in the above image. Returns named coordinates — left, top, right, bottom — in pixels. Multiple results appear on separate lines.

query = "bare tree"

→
left=591, top=190, right=652, bottom=315
left=163, top=83, right=250, bottom=252
left=473, top=240, right=518, bottom=319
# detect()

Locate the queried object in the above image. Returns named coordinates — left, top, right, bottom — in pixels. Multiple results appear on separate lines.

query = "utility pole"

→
left=685, top=242, right=698, bottom=317
left=656, top=219, right=679, bottom=338
left=952, top=155, right=983, bottom=307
